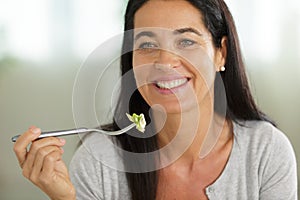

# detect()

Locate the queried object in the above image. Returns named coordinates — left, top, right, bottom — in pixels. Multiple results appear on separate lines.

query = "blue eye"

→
left=178, top=39, right=196, bottom=48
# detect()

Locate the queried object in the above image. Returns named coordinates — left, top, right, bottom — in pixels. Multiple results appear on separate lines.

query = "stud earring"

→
left=220, top=66, right=225, bottom=72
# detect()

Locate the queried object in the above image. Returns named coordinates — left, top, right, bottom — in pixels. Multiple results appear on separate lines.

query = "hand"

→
left=13, top=126, right=76, bottom=200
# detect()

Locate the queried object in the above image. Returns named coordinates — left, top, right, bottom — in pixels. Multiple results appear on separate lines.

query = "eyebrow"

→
left=134, top=31, right=157, bottom=41
left=134, top=27, right=202, bottom=41
left=173, top=27, right=202, bottom=36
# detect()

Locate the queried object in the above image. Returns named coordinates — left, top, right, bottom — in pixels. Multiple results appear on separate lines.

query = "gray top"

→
left=69, top=120, right=298, bottom=200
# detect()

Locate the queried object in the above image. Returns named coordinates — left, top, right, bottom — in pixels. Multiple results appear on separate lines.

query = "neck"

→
left=154, top=99, right=229, bottom=164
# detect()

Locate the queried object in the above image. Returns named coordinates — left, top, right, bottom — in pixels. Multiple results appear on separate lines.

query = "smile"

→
left=155, top=78, right=189, bottom=89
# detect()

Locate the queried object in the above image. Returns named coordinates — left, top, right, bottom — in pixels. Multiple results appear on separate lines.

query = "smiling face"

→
left=132, top=0, right=226, bottom=114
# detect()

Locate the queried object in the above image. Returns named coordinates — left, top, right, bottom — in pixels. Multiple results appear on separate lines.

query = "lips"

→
left=156, top=78, right=189, bottom=89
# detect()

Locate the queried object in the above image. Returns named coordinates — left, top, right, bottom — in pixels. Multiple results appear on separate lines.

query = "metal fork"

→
left=11, top=123, right=136, bottom=142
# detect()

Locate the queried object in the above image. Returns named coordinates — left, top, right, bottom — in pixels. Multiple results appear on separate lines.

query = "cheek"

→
left=132, top=62, right=154, bottom=95
left=133, top=54, right=146, bottom=86
left=132, top=53, right=139, bottom=66
left=179, top=50, right=216, bottom=85
left=132, top=51, right=158, bottom=86
left=133, top=51, right=157, bottom=67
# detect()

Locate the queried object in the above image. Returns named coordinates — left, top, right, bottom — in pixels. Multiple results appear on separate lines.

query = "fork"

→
left=11, top=123, right=136, bottom=142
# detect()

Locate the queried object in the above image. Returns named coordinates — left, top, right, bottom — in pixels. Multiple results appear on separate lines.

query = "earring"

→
left=220, top=66, right=225, bottom=72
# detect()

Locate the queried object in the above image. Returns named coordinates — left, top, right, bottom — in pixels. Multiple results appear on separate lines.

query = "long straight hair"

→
left=105, top=1, right=274, bottom=200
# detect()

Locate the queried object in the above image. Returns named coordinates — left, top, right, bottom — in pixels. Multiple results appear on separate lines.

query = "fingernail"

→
left=31, top=127, right=40, bottom=134
left=60, top=147, right=64, bottom=153
left=59, top=138, right=66, bottom=144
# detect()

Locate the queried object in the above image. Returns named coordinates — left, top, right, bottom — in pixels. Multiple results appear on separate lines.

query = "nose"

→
left=154, top=49, right=180, bottom=71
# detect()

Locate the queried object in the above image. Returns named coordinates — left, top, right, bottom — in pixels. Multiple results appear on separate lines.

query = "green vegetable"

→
left=126, top=113, right=146, bottom=133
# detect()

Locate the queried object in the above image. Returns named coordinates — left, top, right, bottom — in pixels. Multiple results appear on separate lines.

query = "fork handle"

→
left=11, top=128, right=89, bottom=142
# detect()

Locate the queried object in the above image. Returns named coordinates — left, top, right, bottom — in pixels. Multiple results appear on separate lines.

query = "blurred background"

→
left=0, top=0, right=299, bottom=199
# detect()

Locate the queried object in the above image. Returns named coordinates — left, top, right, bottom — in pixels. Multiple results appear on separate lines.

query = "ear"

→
left=215, top=36, right=227, bottom=71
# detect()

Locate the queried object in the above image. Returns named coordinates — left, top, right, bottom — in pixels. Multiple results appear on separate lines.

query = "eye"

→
left=134, top=41, right=159, bottom=54
left=138, top=42, right=158, bottom=50
left=178, top=39, right=196, bottom=48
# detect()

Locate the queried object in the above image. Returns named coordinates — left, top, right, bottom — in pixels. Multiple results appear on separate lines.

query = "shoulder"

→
left=70, top=133, right=118, bottom=170
left=70, top=132, right=127, bottom=174
left=232, top=120, right=296, bottom=168
left=69, top=134, right=105, bottom=199
left=71, top=132, right=126, bottom=168
left=233, top=120, right=294, bottom=154
left=69, top=133, right=130, bottom=199
left=232, top=120, right=297, bottom=195
left=231, top=120, right=297, bottom=196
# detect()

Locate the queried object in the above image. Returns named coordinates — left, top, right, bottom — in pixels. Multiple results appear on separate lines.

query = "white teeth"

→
left=156, top=78, right=188, bottom=89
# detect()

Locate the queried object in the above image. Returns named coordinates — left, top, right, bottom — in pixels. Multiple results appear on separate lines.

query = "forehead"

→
left=134, top=0, right=205, bottom=30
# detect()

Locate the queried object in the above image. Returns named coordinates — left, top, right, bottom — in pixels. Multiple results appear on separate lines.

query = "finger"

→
left=29, top=146, right=63, bottom=183
left=22, top=137, right=65, bottom=179
left=13, top=126, right=41, bottom=168
left=28, top=137, right=66, bottom=156
left=54, top=154, right=69, bottom=176
left=39, top=151, right=64, bottom=184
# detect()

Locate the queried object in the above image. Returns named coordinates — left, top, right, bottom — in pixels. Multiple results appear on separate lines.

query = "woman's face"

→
left=132, top=0, right=226, bottom=114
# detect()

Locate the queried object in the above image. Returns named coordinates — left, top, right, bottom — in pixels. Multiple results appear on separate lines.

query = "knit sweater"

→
left=69, top=120, right=298, bottom=200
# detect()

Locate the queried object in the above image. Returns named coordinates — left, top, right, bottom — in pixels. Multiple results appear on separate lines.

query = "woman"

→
left=13, top=0, right=297, bottom=199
